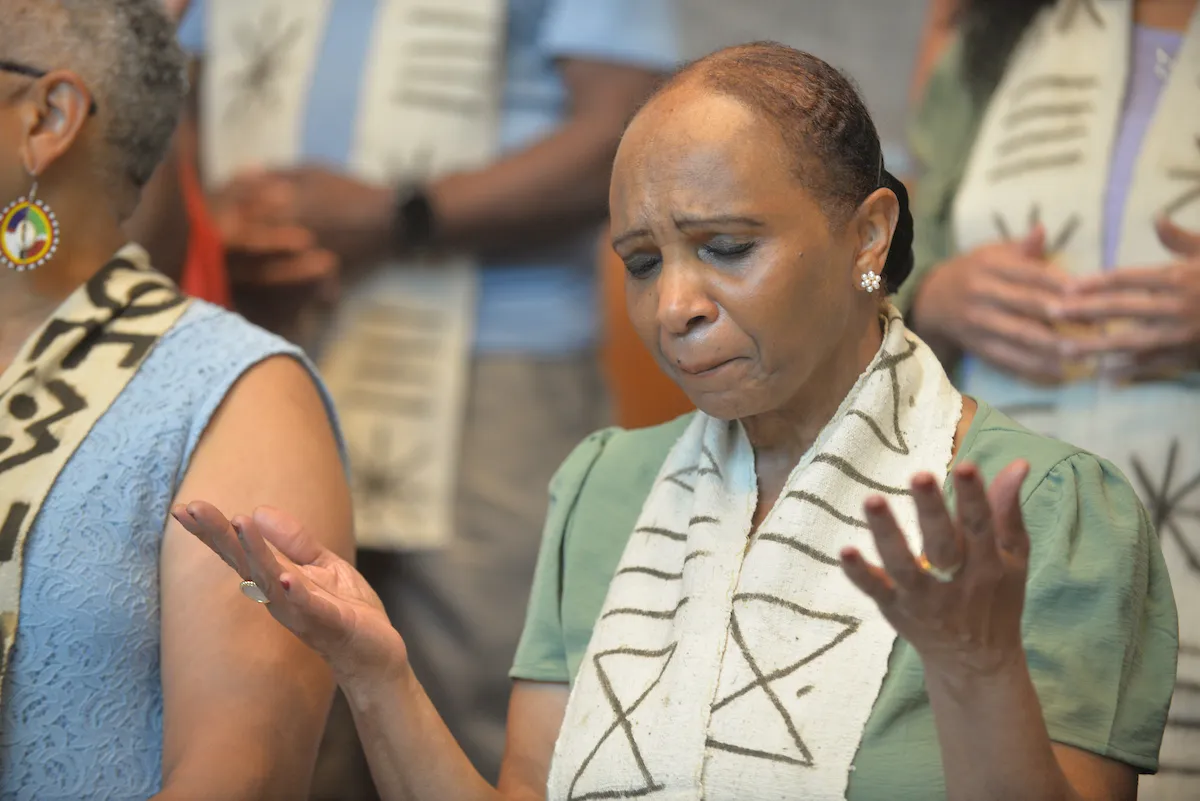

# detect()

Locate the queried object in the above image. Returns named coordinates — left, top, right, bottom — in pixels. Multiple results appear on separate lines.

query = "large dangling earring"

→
left=1, top=180, right=59, bottom=272
left=859, top=270, right=882, bottom=294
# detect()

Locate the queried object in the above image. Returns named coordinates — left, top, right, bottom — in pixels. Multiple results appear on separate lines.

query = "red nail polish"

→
left=280, top=577, right=292, bottom=592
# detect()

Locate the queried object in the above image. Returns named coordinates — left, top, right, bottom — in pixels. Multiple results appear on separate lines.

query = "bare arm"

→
left=426, top=58, right=664, bottom=255
left=908, top=0, right=960, bottom=103
left=343, top=674, right=565, bottom=801
left=154, top=356, right=354, bottom=800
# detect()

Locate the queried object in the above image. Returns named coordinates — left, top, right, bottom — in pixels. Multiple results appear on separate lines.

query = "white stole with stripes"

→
left=200, top=0, right=503, bottom=548
left=548, top=310, right=962, bottom=800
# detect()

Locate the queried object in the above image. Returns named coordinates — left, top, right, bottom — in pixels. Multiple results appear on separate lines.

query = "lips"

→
left=676, top=357, right=739, bottom=376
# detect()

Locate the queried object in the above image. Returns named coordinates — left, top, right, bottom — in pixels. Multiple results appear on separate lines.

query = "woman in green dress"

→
left=174, top=43, right=1176, bottom=800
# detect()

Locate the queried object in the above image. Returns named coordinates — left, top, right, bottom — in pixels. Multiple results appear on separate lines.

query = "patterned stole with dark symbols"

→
left=0, top=244, right=190, bottom=701
left=548, top=307, right=962, bottom=801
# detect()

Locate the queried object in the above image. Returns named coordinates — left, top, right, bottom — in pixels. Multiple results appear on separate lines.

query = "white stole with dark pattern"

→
left=200, top=0, right=503, bottom=549
left=0, top=245, right=189, bottom=706
left=548, top=310, right=962, bottom=800
left=952, top=2, right=1200, bottom=783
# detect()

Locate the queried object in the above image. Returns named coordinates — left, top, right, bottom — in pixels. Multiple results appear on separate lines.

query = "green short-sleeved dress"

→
left=511, top=401, right=1178, bottom=800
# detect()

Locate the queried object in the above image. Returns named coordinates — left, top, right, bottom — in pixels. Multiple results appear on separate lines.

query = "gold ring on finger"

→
left=240, top=579, right=270, bottom=604
left=917, top=553, right=963, bottom=584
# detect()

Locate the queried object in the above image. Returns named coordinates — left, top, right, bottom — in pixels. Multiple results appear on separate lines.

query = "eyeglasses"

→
left=0, top=60, right=98, bottom=116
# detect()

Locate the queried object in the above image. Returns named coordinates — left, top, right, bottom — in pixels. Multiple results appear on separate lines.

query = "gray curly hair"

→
left=1, top=0, right=187, bottom=192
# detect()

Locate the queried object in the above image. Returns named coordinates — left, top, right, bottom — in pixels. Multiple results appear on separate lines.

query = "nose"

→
left=657, top=259, right=718, bottom=337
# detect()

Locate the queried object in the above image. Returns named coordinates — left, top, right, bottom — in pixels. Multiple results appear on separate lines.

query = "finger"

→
left=228, top=250, right=339, bottom=286
left=840, top=547, right=897, bottom=606
left=227, top=224, right=316, bottom=255
left=986, top=460, right=1031, bottom=558
left=1058, top=290, right=1188, bottom=323
left=978, top=279, right=1067, bottom=325
left=975, top=338, right=1069, bottom=385
left=230, top=514, right=290, bottom=601
left=277, top=568, right=351, bottom=643
left=863, top=496, right=925, bottom=590
left=952, top=463, right=1000, bottom=565
left=252, top=506, right=337, bottom=568
left=1156, top=214, right=1200, bottom=259
left=174, top=501, right=251, bottom=579
left=987, top=259, right=1071, bottom=295
left=911, top=472, right=963, bottom=570
left=1070, top=265, right=1182, bottom=294
left=1019, top=222, right=1047, bottom=259
left=968, top=305, right=1065, bottom=358
left=1066, top=323, right=1192, bottom=357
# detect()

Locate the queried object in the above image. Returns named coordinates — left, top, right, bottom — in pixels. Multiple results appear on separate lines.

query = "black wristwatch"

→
left=392, top=184, right=437, bottom=254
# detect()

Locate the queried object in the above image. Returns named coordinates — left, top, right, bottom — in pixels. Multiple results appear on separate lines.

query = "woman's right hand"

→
left=172, top=502, right=407, bottom=687
left=912, top=226, right=1074, bottom=384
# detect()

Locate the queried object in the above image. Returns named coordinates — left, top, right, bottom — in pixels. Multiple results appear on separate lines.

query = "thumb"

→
left=252, top=505, right=329, bottom=566
left=1155, top=214, right=1200, bottom=259
left=1019, top=223, right=1047, bottom=260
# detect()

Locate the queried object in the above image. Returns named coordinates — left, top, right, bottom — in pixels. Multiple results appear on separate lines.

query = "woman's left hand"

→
left=840, top=459, right=1032, bottom=679
left=1059, top=216, right=1200, bottom=381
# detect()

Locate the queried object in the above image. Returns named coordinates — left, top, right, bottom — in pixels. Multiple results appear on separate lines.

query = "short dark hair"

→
left=649, top=42, right=913, bottom=292
left=1, top=0, right=188, bottom=194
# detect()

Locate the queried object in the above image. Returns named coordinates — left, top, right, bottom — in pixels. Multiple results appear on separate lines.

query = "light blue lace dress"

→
left=0, top=302, right=340, bottom=801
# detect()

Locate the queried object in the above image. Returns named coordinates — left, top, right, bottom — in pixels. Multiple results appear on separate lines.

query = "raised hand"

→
left=840, top=460, right=1031, bottom=678
left=913, top=226, right=1075, bottom=384
left=1060, top=216, right=1200, bottom=381
left=171, top=502, right=407, bottom=685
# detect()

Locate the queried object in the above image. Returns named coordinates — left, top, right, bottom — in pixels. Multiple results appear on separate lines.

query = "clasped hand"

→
left=915, top=217, right=1200, bottom=384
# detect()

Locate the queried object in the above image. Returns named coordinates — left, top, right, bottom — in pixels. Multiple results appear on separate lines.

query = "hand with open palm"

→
left=172, top=503, right=407, bottom=686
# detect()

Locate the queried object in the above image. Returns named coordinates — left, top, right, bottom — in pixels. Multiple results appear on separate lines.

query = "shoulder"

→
left=141, top=301, right=342, bottom=472
left=552, top=413, right=694, bottom=510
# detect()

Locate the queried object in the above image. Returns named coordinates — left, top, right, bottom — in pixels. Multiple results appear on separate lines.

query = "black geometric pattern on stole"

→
left=223, top=5, right=305, bottom=124
left=661, top=445, right=722, bottom=494
left=992, top=203, right=1081, bottom=255
left=1056, top=0, right=1105, bottom=32
left=567, top=643, right=678, bottom=800
left=29, top=257, right=187, bottom=371
left=991, top=63, right=1097, bottom=185
left=350, top=425, right=430, bottom=528
left=705, top=593, right=861, bottom=768
left=0, top=257, right=179, bottom=564
left=1164, top=137, right=1200, bottom=218
left=0, top=379, right=86, bottom=563
left=848, top=336, right=919, bottom=456
left=1131, top=439, right=1200, bottom=575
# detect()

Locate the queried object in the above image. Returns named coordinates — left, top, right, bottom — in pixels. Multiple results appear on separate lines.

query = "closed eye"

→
left=623, top=254, right=661, bottom=279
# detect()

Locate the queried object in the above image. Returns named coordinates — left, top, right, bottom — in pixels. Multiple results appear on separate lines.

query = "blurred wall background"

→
left=679, top=0, right=931, bottom=174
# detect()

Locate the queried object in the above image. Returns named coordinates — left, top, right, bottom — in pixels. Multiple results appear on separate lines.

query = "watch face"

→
left=397, top=186, right=435, bottom=249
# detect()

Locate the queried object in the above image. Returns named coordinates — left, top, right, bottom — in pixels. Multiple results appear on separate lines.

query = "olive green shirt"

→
left=511, top=402, right=1177, bottom=800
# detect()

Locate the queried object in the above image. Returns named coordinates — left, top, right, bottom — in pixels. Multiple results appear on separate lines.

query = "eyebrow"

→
left=611, top=215, right=766, bottom=250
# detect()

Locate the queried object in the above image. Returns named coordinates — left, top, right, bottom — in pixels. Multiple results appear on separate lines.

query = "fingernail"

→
left=280, top=576, right=292, bottom=592
left=231, top=518, right=248, bottom=546
left=864, top=496, right=887, bottom=513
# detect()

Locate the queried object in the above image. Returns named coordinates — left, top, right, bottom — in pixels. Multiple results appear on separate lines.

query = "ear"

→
left=848, top=187, right=899, bottom=288
left=14, top=70, right=94, bottom=177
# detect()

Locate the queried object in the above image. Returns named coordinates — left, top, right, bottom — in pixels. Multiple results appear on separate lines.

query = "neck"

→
left=1135, top=0, right=1198, bottom=29
left=0, top=220, right=127, bottom=374
left=742, top=309, right=884, bottom=470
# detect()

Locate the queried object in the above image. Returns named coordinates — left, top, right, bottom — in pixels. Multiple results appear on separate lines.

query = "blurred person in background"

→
left=899, top=0, right=1200, bottom=794
left=176, top=0, right=679, bottom=790
left=0, top=1, right=352, bottom=798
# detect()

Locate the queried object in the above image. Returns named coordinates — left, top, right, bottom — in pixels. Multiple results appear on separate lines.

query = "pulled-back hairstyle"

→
left=648, top=41, right=914, bottom=293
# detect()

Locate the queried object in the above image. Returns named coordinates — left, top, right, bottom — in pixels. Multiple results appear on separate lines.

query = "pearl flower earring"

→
left=859, top=270, right=882, bottom=293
